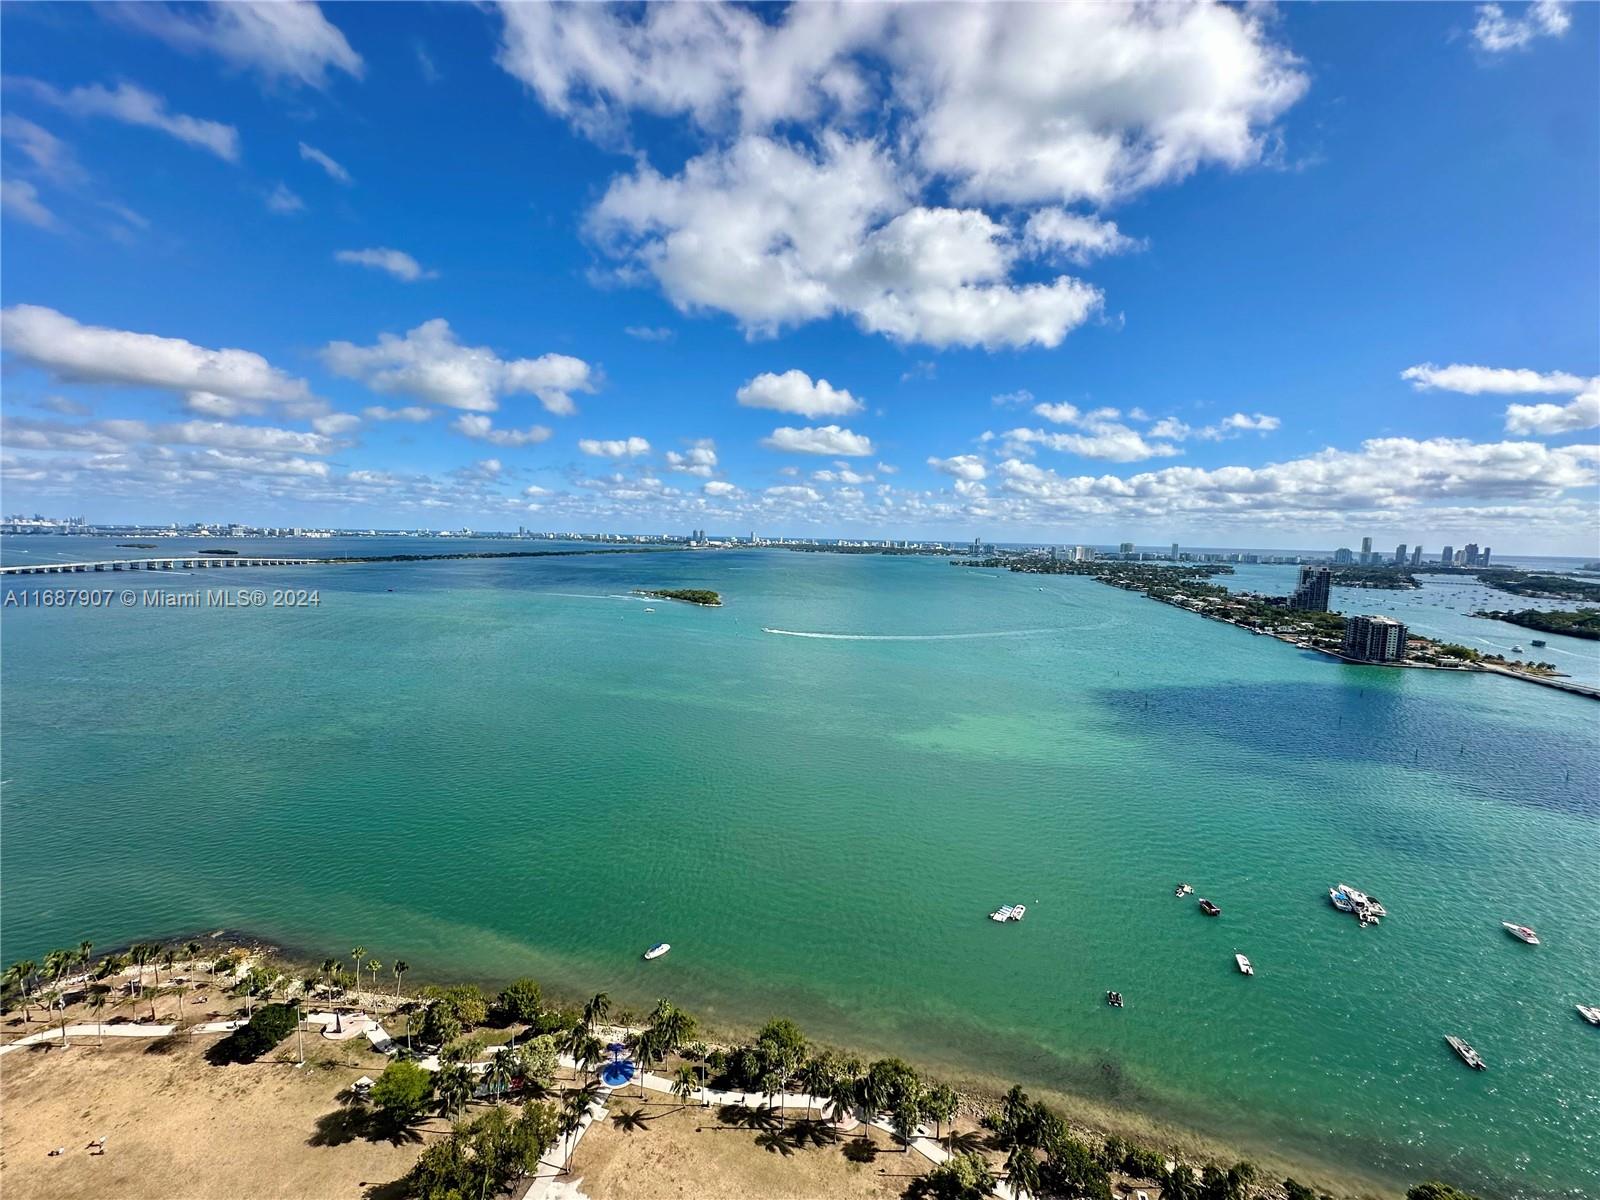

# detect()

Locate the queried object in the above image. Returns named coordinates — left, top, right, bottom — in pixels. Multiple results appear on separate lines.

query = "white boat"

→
left=1502, top=922, right=1540, bottom=945
left=990, top=905, right=1016, bottom=922
left=1329, top=888, right=1355, bottom=912
left=1009, top=904, right=1027, bottom=922
left=1235, top=954, right=1254, bottom=976
left=1335, top=883, right=1388, bottom=917
left=1511, top=645, right=1524, bottom=653
left=643, top=942, right=671, bottom=960
left=1175, top=883, right=1193, bottom=897
left=1577, top=1005, right=1600, bottom=1026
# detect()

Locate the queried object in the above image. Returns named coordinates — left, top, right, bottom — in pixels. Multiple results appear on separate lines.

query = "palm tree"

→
left=924, top=1083, right=959, bottom=1150
left=890, top=1088, right=923, bottom=1153
left=77, top=941, right=94, bottom=985
left=46, top=988, right=70, bottom=1049
left=485, top=1052, right=513, bottom=1104
left=161, top=948, right=176, bottom=980
left=1006, top=1143, right=1043, bottom=1200
left=630, top=1028, right=661, bottom=1100
left=557, top=1104, right=584, bottom=1174
left=798, top=1057, right=833, bottom=1122
left=365, top=960, right=382, bottom=1011
left=857, top=1071, right=889, bottom=1140
left=671, top=1063, right=700, bottom=1110
left=87, top=985, right=109, bottom=1049
left=43, top=949, right=73, bottom=990
left=349, top=947, right=366, bottom=1008
left=183, top=941, right=202, bottom=972
left=581, top=991, right=610, bottom=1034
left=759, top=1067, right=785, bottom=1131
left=392, top=959, right=409, bottom=999
left=558, top=1022, right=587, bottom=1070
left=436, top=1064, right=475, bottom=1120
left=824, top=1075, right=857, bottom=1131
left=129, top=943, right=154, bottom=999
left=576, top=1034, right=605, bottom=1084
left=4, top=960, right=39, bottom=1022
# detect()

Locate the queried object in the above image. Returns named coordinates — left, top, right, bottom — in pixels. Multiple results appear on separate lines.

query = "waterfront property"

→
left=1341, top=615, right=1409, bottom=663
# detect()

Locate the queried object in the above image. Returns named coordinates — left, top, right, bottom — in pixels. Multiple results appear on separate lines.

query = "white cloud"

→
left=266, top=182, right=305, bottom=214
left=1023, top=210, right=1142, bottom=263
left=927, top=454, right=988, bottom=481
left=703, top=479, right=741, bottom=498
left=665, top=440, right=718, bottom=476
left=578, top=436, right=651, bottom=458
left=335, top=247, right=438, bottom=282
left=451, top=414, right=553, bottom=447
left=299, top=141, right=352, bottom=185
left=116, top=1, right=363, bottom=87
left=876, top=461, right=899, bottom=475
left=1472, top=1, right=1571, bottom=52
left=362, top=405, right=434, bottom=423
left=991, top=389, right=1035, bottom=409
left=502, top=3, right=1304, bottom=206
left=1001, top=425, right=1182, bottom=463
left=1208, top=412, right=1281, bottom=436
left=589, top=135, right=1101, bottom=349
left=6, top=415, right=335, bottom=457
left=475, top=458, right=503, bottom=476
left=1505, top=381, right=1600, bottom=435
left=20, top=79, right=239, bottom=162
left=1033, top=402, right=1082, bottom=424
left=311, top=412, right=361, bottom=435
left=761, top=424, right=874, bottom=456
left=1402, top=362, right=1588, bottom=394
left=812, top=464, right=875, bottom=485
left=736, top=369, right=863, bottom=418
left=624, top=325, right=674, bottom=342
left=322, top=319, right=595, bottom=414
left=1, top=116, right=85, bottom=185
left=764, top=484, right=823, bottom=503
left=1, top=305, right=312, bottom=410
left=1, top=180, right=57, bottom=229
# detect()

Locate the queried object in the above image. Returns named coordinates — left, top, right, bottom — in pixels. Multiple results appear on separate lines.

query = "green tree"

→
left=499, top=977, right=543, bottom=1022
left=392, top=959, right=409, bottom=999
left=923, top=1082, right=959, bottom=1148
left=1007, top=1143, right=1043, bottom=1199
left=370, top=1059, right=434, bottom=1125
left=435, top=1063, right=475, bottom=1120
left=349, top=946, right=366, bottom=1007
left=825, top=1073, right=858, bottom=1129
left=889, top=1083, right=924, bottom=1152
left=581, top=991, right=610, bottom=1033
left=672, top=1063, right=700, bottom=1109
left=76, top=941, right=94, bottom=983
left=3, top=960, right=38, bottom=1022
left=926, top=1152, right=997, bottom=1200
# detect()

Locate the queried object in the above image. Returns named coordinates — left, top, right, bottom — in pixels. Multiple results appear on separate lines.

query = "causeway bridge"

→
left=0, top=556, right=320, bottom=576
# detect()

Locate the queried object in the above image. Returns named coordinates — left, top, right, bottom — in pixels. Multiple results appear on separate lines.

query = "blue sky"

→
left=1, top=1, right=1596, bottom=552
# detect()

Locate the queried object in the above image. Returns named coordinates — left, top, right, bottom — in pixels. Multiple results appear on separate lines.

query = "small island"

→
left=636, top=587, right=722, bottom=607
left=198, top=548, right=241, bottom=556
left=117, top=542, right=158, bottom=549
left=1473, top=607, right=1600, bottom=641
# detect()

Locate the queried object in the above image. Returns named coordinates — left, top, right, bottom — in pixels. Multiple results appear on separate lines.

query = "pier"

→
left=0, top=556, right=319, bottom=576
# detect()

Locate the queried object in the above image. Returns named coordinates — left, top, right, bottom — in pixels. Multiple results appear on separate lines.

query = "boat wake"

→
left=761, top=627, right=1051, bottom=641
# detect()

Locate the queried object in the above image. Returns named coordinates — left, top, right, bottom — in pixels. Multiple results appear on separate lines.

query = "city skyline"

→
left=1, top=4, right=1597, bottom=553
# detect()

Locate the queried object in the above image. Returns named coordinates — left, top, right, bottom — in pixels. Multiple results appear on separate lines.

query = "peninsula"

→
left=1472, top=607, right=1600, bottom=640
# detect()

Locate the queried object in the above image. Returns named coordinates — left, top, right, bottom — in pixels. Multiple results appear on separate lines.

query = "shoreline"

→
left=3, top=924, right=1408, bottom=1199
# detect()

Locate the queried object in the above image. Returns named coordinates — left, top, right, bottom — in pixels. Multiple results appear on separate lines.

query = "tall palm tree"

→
left=1006, top=1143, right=1043, bottom=1200
left=87, top=985, right=109, bottom=1049
left=630, top=1028, right=661, bottom=1100
left=161, top=948, right=176, bottom=980
left=46, top=988, right=70, bottom=1049
left=436, top=1064, right=474, bottom=1121
left=558, top=1022, right=587, bottom=1070
left=578, top=1034, right=605, bottom=1084
left=759, top=1067, right=784, bottom=1131
left=77, top=941, right=94, bottom=984
left=365, top=960, right=382, bottom=1011
left=349, top=947, right=366, bottom=1008
left=183, top=941, right=202, bottom=972
left=557, top=1104, right=584, bottom=1174
left=581, top=991, right=610, bottom=1034
left=486, top=1052, right=514, bottom=1103
left=671, top=1064, right=700, bottom=1109
left=129, top=943, right=153, bottom=998
left=4, top=960, right=39, bottom=1022
left=392, top=959, right=409, bottom=999
left=825, top=1075, right=857, bottom=1131
left=43, top=949, right=73, bottom=990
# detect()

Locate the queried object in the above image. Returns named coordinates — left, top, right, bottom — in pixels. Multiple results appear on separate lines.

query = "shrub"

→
left=370, top=1060, right=434, bottom=1123
left=208, top=1002, right=299, bottom=1064
left=497, top=978, right=542, bottom=1022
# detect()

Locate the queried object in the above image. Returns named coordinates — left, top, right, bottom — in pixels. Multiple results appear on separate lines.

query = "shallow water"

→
left=3, top=546, right=1596, bottom=1197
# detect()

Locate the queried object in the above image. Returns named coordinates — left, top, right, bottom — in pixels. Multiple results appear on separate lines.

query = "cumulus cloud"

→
left=589, top=135, right=1101, bottom=349
left=363, top=405, right=434, bottom=423
left=18, top=79, right=239, bottom=162
left=665, top=439, right=718, bottom=476
left=1, top=180, right=57, bottom=229
left=1505, top=381, right=1600, bottom=435
left=1023, top=210, right=1142, bottom=263
left=335, top=247, right=437, bottom=282
left=736, top=369, right=863, bottom=418
left=299, top=141, right=352, bottom=184
left=1, top=304, right=312, bottom=411
left=114, top=1, right=363, bottom=87
left=703, top=479, right=741, bottom=497
left=322, top=319, right=595, bottom=414
left=450, top=415, right=552, bottom=447
left=1001, top=425, right=1182, bottom=464
left=927, top=454, right=988, bottom=481
left=1472, top=1, right=1571, bottom=52
left=1402, top=362, right=1588, bottom=394
left=578, top=436, right=651, bottom=458
left=761, top=424, right=875, bottom=456
left=764, top=484, right=823, bottom=503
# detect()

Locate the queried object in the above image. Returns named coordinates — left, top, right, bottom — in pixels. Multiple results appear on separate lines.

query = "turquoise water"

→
left=3, top=547, right=1596, bottom=1197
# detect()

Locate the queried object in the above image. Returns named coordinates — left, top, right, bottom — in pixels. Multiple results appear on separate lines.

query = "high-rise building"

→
left=971, top=536, right=981, bottom=557
left=1410, top=545, right=1423, bottom=566
left=1394, top=544, right=1407, bottom=565
left=1119, top=542, right=1134, bottom=555
left=1289, top=565, right=1331, bottom=612
left=1359, top=536, right=1373, bottom=564
left=1334, top=547, right=1354, bottom=564
left=1480, top=546, right=1491, bottom=566
left=1463, top=543, right=1479, bottom=567
left=1441, top=546, right=1454, bottom=565
left=1342, top=615, right=1408, bottom=663
left=1170, top=542, right=1179, bottom=560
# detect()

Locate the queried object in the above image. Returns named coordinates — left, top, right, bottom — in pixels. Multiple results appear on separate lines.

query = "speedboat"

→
left=1336, top=884, right=1387, bottom=917
left=1445, top=1035, right=1486, bottom=1070
left=1106, top=991, right=1124, bottom=1008
left=1329, top=888, right=1355, bottom=912
left=1531, top=639, right=1547, bottom=648
left=643, top=943, right=671, bottom=960
left=1009, top=904, right=1027, bottom=922
left=1502, top=922, right=1540, bottom=945
left=1511, top=645, right=1525, bottom=654
left=1577, top=1005, right=1600, bottom=1026
left=990, top=905, right=1016, bottom=922
left=1198, top=899, right=1221, bottom=917
left=1235, top=954, right=1254, bottom=976
left=1174, top=883, right=1193, bottom=897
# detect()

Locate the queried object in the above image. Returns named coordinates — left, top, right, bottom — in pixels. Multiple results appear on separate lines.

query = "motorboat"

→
left=1106, top=991, right=1124, bottom=1008
left=643, top=943, right=671, bottom=960
left=1198, top=899, right=1221, bottom=917
left=1175, top=883, right=1193, bottom=897
left=1009, top=904, right=1027, bottom=922
left=1577, top=1005, right=1600, bottom=1026
left=1531, top=639, right=1547, bottom=647
left=1445, top=1035, right=1486, bottom=1070
left=1502, top=922, right=1540, bottom=945
left=1511, top=645, right=1525, bottom=654
left=1235, top=954, right=1254, bottom=976
left=1336, top=884, right=1388, bottom=917
left=1329, top=888, right=1355, bottom=912
left=990, top=905, right=1016, bottom=922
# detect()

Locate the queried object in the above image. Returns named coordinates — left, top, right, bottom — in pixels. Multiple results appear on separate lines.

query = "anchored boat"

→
left=643, top=942, right=671, bottom=960
left=1577, top=1005, right=1600, bottom=1026
left=1198, top=898, right=1221, bottom=917
left=1235, top=954, right=1254, bottom=976
left=1502, top=922, right=1540, bottom=945
left=1445, top=1035, right=1486, bottom=1070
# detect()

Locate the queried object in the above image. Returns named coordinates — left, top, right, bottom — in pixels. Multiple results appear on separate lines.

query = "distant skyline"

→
left=2, top=2, right=1597, bottom=553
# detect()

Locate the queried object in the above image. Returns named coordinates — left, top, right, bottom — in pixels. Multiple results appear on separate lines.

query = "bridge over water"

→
left=0, top=556, right=319, bottom=575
